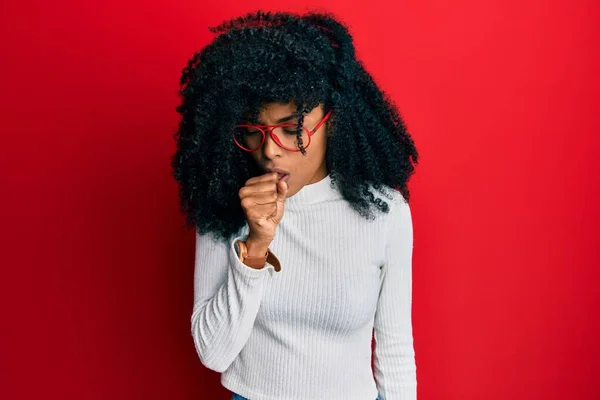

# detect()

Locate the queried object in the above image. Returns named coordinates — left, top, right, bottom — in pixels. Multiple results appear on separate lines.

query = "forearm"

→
left=191, top=233, right=276, bottom=372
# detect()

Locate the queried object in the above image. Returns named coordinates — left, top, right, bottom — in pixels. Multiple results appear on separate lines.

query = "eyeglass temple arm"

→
left=309, top=109, right=332, bottom=134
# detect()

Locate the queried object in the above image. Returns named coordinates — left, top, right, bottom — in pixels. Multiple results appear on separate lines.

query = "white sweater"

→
left=191, top=175, right=417, bottom=400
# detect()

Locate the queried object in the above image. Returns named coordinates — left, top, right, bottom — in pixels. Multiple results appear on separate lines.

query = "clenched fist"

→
left=238, top=172, right=289, bottom=256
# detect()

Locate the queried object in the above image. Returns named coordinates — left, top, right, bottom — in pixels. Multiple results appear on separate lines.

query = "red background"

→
left=1, top=0, right=599, bottom=399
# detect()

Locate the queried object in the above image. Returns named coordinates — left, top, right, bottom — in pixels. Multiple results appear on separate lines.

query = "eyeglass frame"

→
left=232, top=109, right=333, bottom=152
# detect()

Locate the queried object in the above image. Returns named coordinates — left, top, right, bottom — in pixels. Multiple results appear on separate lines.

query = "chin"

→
left=285, top=185, right=299, bottom=198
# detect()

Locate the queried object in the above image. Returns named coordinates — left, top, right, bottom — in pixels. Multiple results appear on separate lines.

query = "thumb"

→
left=276, top=179, right=289, bottom=204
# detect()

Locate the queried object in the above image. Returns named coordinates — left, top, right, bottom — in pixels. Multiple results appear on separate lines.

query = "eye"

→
left=244, top=128, right=261, bottom=136
left=279, top=124, right=298, bottom=135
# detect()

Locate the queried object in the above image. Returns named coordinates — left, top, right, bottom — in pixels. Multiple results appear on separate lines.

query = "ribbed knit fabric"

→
left=191, top=175, right=417, bottom=400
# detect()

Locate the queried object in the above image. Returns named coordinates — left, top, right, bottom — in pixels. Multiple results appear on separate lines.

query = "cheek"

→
left=297, top=141, right=326, bottom=169
left=310, top=136, right=328, bottom=162
left=250, top=152, right=261, bottom=165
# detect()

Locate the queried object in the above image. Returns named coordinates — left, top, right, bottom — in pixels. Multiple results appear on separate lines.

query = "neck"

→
left=286, top=174, right=338, bottom=207
left=307, top=161, right=328, bottom=185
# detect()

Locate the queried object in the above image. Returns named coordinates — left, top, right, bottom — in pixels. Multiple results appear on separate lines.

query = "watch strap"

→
left=236, top=240, right=281, bottom=272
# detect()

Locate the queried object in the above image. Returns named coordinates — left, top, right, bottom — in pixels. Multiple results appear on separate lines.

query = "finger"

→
left=276, top=179, right=288, bottom=203
left=245, top=172, right=278, bottom=186
left=239, top=182, right=278, bottom=198
left=244, top=191, right=279, bottom=205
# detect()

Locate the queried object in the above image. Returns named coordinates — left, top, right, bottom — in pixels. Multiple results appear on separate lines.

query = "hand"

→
left=238, top=172, right=288, bottom=255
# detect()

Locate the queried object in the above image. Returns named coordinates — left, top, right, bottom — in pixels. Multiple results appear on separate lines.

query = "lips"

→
left=265, top=168, right=290, bottom=182
left=278, top=173, right=290, bottom=182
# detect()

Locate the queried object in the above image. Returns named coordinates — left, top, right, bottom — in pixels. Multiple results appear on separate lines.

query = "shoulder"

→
left=391, top=190, right=411, bottom=220
left=372, top=187, right=412, bottom=232
left=370, top=185, right=410, bottom=216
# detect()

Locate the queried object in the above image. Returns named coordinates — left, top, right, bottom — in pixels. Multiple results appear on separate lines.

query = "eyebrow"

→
left=252, top=113, right=298, bottom=125
left=275, top=114, right=298, bottom=123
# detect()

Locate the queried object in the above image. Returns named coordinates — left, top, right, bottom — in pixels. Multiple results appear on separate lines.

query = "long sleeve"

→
left=191, top=231, right=277, bottom=372
left=373, top=195, right=417, bottom=399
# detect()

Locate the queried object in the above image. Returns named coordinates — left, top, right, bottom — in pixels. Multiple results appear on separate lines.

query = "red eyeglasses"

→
left=233, top=109, right=332, bottom=152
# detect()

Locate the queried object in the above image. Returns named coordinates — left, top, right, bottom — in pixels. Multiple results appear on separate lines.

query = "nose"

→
left=261, top=131, right=282, bottom=160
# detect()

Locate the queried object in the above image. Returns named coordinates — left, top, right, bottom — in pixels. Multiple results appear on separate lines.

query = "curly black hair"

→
left=171, top=10, right=419, bottom=242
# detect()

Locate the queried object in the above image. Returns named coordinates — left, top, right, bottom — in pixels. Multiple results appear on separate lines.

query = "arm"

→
left=373, top=194, right=417, bottom=399
left=191, top=231, right=277, bottom=372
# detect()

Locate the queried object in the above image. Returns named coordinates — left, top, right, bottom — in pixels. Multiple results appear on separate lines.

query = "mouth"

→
left=265, top=168, right=291, bottom=182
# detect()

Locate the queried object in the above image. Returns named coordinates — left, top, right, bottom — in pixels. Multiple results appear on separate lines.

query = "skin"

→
left=249, top=101, right=329, bottom=196
left=238, top=101, right=329, bottom=262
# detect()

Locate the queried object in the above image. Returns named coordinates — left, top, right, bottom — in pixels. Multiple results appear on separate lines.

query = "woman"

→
left=171, top=10, right=419, bottom=400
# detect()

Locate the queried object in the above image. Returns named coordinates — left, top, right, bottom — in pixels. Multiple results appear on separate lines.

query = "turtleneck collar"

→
left=285, top=174, right=339, bottom=208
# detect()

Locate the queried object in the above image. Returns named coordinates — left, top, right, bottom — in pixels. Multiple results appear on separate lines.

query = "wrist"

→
left=245, top=236, right=271, bottom=257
